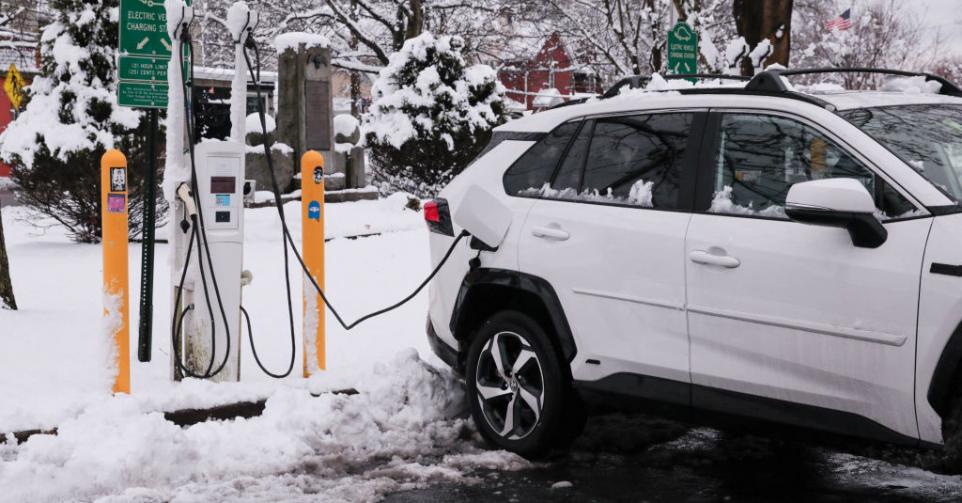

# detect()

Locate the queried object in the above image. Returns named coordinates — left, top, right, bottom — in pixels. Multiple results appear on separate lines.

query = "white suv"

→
left=424, top=69, right=962, bottom=459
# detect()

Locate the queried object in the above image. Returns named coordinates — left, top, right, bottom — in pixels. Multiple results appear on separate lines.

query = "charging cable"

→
left=242, top=40, right=471, bottom=332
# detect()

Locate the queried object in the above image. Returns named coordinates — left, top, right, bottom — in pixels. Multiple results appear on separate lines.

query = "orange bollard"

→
left=101, top=149, right=130, bottom=394
left=301, top=151, right=326, bottom=376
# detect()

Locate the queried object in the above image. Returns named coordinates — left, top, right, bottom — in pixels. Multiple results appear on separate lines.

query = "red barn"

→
left=498, top=33, right=602, bottom=112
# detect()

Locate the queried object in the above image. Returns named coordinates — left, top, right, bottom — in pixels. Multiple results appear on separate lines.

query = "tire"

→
left=465, top=310, right=577, bottom=458
left=942, top=393, right=962, bottom=470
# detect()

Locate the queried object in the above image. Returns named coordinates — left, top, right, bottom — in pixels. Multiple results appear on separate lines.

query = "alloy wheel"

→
left=475, top=331, right=546, bottom=440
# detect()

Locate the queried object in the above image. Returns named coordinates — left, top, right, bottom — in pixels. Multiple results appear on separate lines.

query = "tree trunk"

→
left=733, top=0, right=794, bottom=76
left=0, top=202, right=17, bottom=310
left=350, top=0, right=361, bottom=118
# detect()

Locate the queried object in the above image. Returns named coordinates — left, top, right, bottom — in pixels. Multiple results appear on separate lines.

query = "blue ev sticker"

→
left=308, top=201, right=321, bottom=221
left=216, top=194, right=231, bottom=207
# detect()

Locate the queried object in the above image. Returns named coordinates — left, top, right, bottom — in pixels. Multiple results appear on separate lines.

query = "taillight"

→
left=424, top=200, right=440, bottom=223
left=424, top=198, right=454, bottom=236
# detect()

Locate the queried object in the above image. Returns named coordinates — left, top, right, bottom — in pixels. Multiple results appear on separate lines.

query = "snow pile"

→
left=709, top=185, right=787, bottom=218
left=274, top=32, right=331, bottom=54
left=520, top=180, right=656, bottom=207
left=880, top=76, right=943, bottom=94
left=364, top=32, right=503, bottom=150
left=334, top=113, right=359, bottom=138
left=246, top=112, right=276, bottom=134
left=532, top=88, right=564, bottom=109
left=0, top=351, right=528, bottom=502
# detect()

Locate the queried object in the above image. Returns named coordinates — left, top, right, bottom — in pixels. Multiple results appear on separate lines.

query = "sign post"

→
left=301, top=151, right=326, bottom=376
left=102, top=150, right=130, bottom=394
left=118, top=0, right=172, bottom=363
left=667, top=22, right=699, bottom=79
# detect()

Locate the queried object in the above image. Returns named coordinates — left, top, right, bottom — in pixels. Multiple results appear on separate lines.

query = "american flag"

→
left=825, top=8, right=853, bottom=31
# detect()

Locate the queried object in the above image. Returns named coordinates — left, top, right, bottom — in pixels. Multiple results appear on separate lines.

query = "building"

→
left=497, top=32, right=603, bottom=112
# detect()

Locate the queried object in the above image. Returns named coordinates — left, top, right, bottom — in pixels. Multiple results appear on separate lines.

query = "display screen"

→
left=210, top=176, right=236, bottom=194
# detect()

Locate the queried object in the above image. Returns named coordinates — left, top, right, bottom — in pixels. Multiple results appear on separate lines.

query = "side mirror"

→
left=785, top=178, right=887, bottom=248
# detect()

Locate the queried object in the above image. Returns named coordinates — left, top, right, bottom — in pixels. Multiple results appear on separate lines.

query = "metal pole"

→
left=137, top=109, right=158, bottom=362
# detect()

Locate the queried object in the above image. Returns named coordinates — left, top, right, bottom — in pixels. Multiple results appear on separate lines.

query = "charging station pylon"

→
left=302, top=151, right=325, bottom=376
left=101, top=149, right=130, bottom=394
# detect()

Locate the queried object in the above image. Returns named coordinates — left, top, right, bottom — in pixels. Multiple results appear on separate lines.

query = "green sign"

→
left=119, top=0, right=171, bottom=58
left=667, top=22, right=698, bottom=76
left=118, top=0, right=172, bottom=109
left=119, top=56, right=168, bottom=82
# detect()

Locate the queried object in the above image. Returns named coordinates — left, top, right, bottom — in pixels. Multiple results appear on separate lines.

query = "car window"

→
left=531, top=113, right=692, bottom=209
left=709, top=113, right=917, bottom=220
left=503, top=121, right=581, bottom=196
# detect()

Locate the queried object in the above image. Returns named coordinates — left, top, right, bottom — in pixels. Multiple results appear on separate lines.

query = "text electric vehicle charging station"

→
left=136, top=0, right=484, bottom=385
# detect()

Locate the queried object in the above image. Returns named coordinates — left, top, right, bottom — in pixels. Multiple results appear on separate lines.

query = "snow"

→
left=0, top=8, right=140, bottom=169
left=0, top=194, right=530, bottom=500
left=334, top=113, right=359, bottom=138
left=520, top=180, right=655, bottom=207
left=880, top=76, right=943, bottom=94
left=228, top=2, right=254, bottom=143
left=532, top=88, right=564, bottom=108
left=246, top=112, right=276, bottom=135
left=551, top=481, right=574, bottom=489
left=274, top=32, right=331, bottom=54
left=364, top=32, right=503, bottom=150
left=709, top=185, right=787, bottom=218
left=0, top=351, right=528, bottom=502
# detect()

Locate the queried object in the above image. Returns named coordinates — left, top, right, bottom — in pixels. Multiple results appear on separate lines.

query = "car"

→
left=423, top=67, right=962, bottom=460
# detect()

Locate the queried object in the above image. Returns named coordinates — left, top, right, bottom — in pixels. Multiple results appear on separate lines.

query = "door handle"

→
left=689, top=250, right=740, bottom=268
left=531, top=225, right=570, bottom=241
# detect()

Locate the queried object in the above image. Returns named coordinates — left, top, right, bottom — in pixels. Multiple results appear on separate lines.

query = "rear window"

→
left=503, top=122, right=581, bottom=196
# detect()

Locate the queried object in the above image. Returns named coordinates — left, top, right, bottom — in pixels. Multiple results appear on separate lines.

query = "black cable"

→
left=168, top=23, right=232, bottom=379
left=242, top=42, right=470, bottom=332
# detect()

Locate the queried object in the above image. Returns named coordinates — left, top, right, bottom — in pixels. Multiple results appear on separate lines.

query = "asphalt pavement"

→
left=384, top=413, right=962, bottom=503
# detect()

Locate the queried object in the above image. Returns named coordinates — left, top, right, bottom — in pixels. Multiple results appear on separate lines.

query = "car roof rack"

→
left=601, top=74, right=751, bottom=99
left=746, top=67, right=962, bottom=98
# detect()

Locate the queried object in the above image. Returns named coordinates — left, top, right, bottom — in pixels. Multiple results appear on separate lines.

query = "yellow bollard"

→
left=301, top=151, right=326, bottom=376
left=101, top=149, right=130, bottom=394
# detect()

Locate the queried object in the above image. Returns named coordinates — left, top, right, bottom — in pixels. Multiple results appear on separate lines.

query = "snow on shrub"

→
left=364, top=32, right=507, bottom=197
left=0, top=0, right=164, bottom=243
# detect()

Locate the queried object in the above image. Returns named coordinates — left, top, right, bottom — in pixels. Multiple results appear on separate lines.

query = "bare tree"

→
left=792, top=0, right=939, bottom=88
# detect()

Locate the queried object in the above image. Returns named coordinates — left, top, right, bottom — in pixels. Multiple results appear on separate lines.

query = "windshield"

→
left=841, top=104, right=962, bottom=203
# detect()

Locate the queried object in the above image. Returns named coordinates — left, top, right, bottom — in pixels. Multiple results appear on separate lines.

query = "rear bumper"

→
left=427, top=316, right=461, bottom=374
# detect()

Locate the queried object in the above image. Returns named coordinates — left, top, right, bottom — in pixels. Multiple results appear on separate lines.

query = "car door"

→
left=517, top=111, right=704, bottom=392
left=685, top=111, right=931, bottom=439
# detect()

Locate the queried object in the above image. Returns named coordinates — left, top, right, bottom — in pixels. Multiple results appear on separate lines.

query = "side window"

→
left=503, top=121, right=580, bottom=196
left=710, top=113, right=916, bottom=220
left=579, top=114, right=691, bottom=209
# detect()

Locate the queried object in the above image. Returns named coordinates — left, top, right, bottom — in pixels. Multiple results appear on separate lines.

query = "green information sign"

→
left=667, top=22, right=698, bottom=76
left=119, top=0, right=171, bottom=58
left=118, top=0, right=172, bottom=109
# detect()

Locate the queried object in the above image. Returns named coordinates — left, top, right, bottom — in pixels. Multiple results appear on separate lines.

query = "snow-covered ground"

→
left=0, top=196, right=528, bottom=502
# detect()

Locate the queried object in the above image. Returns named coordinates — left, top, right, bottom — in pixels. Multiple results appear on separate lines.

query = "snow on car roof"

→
left=496, top=82, right=962, bottom=133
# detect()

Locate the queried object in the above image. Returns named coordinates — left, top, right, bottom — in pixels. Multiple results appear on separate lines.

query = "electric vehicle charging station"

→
left=149, top=0, right=472, bottom=385
left=171, top=141, right=247, bottom=382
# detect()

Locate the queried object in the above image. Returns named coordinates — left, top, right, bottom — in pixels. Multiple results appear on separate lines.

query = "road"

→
left=384, top=413, right=962, bottom=502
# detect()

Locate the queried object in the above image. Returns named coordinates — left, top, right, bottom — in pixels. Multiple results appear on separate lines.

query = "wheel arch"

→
left=450, top=268, right=577, bottom=372
left=927, top=319, right=962, bottom=418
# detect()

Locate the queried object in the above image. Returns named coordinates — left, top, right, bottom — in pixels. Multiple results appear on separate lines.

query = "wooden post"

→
left=101, top=149, right=130, bottom=394
left=301, top=151, right=325, bottom=376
